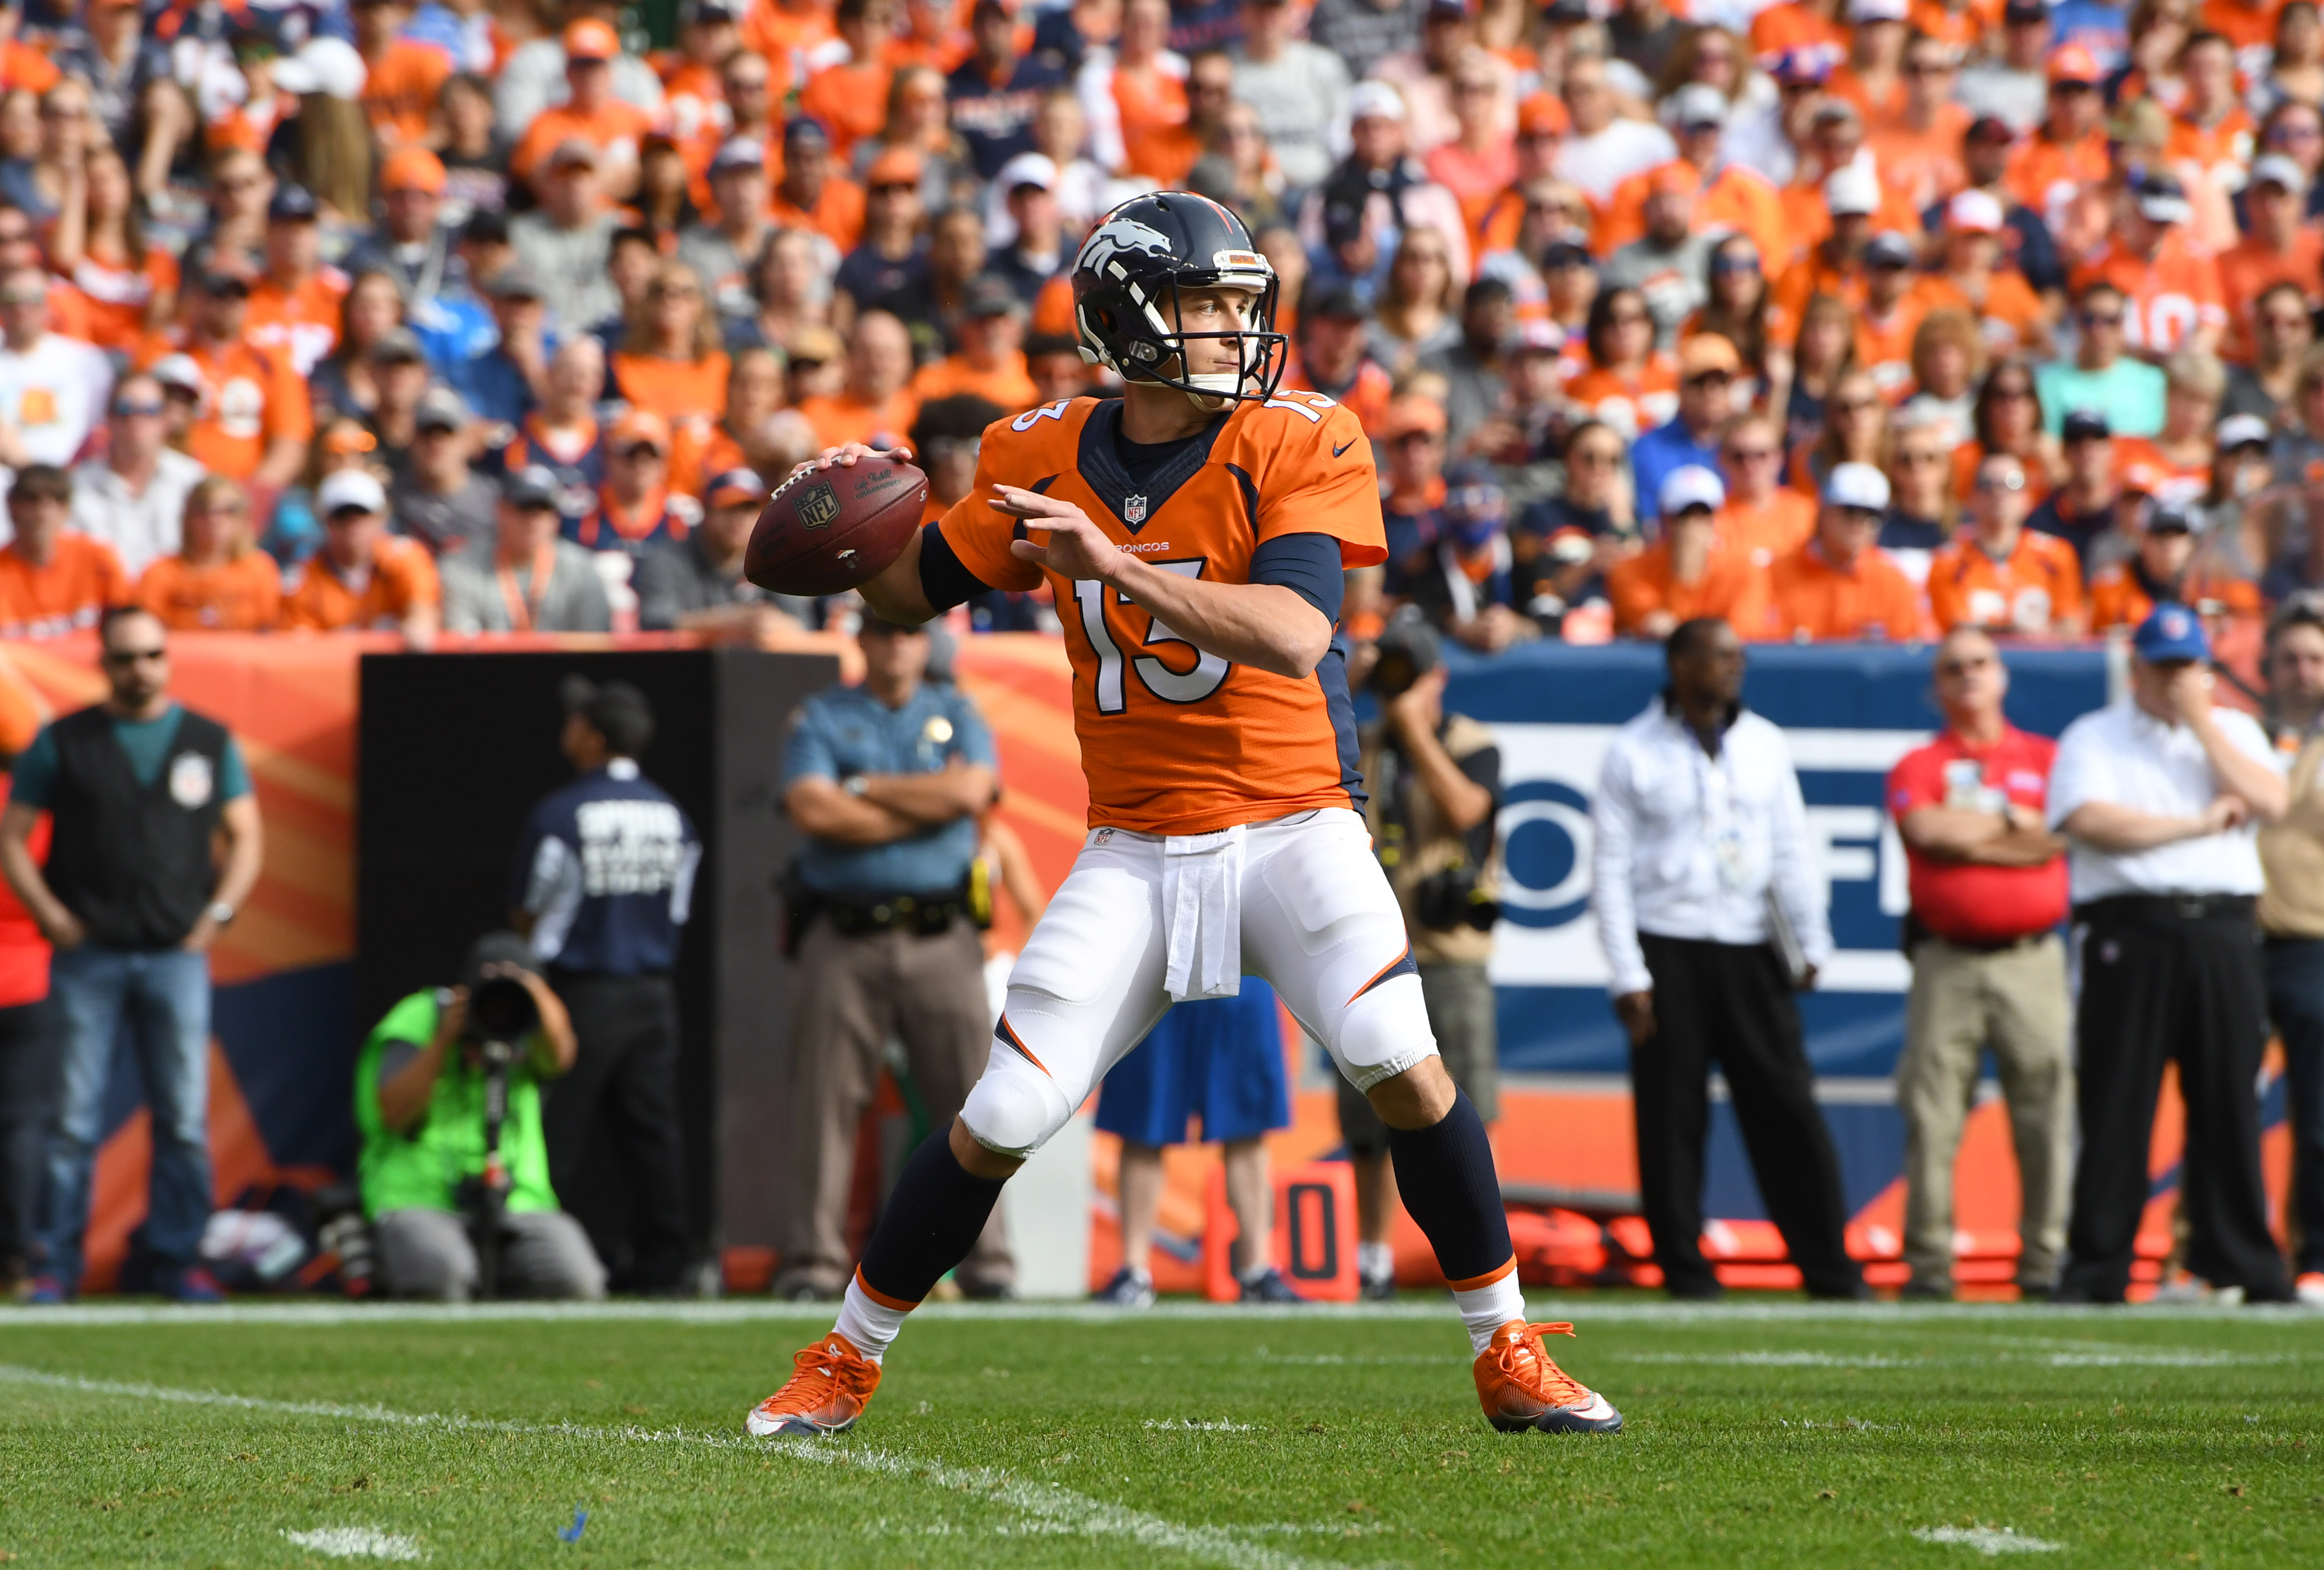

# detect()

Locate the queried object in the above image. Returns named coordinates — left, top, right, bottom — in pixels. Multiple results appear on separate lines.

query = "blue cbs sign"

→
left=1443, top=641, right=2111, bottom=1079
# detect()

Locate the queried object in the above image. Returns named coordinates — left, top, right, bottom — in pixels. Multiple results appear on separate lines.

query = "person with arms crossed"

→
left=1592, top=618, right=1865, bottom=1301
left=0, top=607, right=262, bottom=1302
left=748, top=192, right=1623, bottom=1439
left=2255, top=598, right=2324, bottom=1307
left=2047, top=606, right=2296, bottom=1303
left=1887, top=628, right=2074, bottom=1300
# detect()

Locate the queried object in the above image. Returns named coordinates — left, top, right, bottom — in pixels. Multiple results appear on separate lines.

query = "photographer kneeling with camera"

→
left=354, top=933, right=608, bottom=1301
left=1340, top=610, right=1506, bottom=1299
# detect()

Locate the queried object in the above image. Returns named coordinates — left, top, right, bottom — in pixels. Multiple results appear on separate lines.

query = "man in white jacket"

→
left=1592, top=617, right=1866, bottom=1300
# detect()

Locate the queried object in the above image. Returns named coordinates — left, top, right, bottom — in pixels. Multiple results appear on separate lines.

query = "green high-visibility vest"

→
left=353, top=990, right=559, bottom=1219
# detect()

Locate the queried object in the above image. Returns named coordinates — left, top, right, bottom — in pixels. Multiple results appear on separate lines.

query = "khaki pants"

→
left=1898, top=934, right=2074, bottom=1291
left=780, top=915, right=1012, bottom=1295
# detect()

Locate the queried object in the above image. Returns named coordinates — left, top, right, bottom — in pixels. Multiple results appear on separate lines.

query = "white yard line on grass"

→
left=0, top=1365, right=1348, bottom=1570
left=280, top=1526, right=424, bottom=1561
left=1912, top=1525, right=2063, bottom=1555
left=0, top=1299, right=2308, bottom=1328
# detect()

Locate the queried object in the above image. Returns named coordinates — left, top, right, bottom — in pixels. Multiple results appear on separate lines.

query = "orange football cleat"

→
left=746, top=1331, right=883, bottom=1437
left=1473, top=1320, right=1623, bottom=1434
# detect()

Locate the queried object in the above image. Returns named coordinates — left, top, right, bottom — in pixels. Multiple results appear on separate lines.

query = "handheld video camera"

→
left=1366, top=606, right=1442, bottom=700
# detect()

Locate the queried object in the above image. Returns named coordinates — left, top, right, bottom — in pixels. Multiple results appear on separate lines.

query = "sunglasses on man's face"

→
left=1937, top=653, right=1996, bottom=677
left=113, top=399, right=165, bottom=418
left=2081, top=309, right=2124, bottom=328
left=101, top=645, right=166, bottom=666
left=1725, top=445, right=1777, bottom=462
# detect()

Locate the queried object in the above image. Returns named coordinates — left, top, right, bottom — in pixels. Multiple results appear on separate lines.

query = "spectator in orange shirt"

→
left=797, top=308, right=920, bottom=451
left=2216, top=154, right=2323, bottom=367
left=0, top=466, right=130, bottom=638
left=1609, top=465, right=1772, bottom=639
left=2003, top=42, right=2108, bottom=229
left=49, top=144, right=177, bottom=357
left=353, top=0, right=454, bottom=152
left=1767, top=461, right=1928, bottom=640
left=1773, top=162, right=1878, bottom=324
left=2085, top=496, right=2211, bottom=630
left=208, top=12, right=293, bottom=156
left=282, top=468, right=441, bottom=643
left=1956, top=355, right=2063, bottom=504
left=134, top=475, right=283, bottom=632
left=1564, top=286, right=1679, bottom=441
left=163, top=253, right=313, bottom=492
left=511, top=19, right=655, bottom=199
left=1866, top=32, right=1972, bottom=212
left=799, top=0, right=900, bottom=163
left=570, top=408, right=699, bottom=560
left=609, top=260, right=731, bottom=439
left=2167, top=30, right=2256, bottom=198
left=1856, top=231, right=1936, bottom=399
left=1718, top=414, right=1818, bottom=567
left=909, top=275, right=1037, bottom=411
left=2069, top=168, right=2227, bottom=360
left=245, top=184, right=349, bottom=380
left=1927, top=451, right=2088, bottom=634
left=769, top=117, right=868, bottom=254
left=1926, top=188, right=2053, bottom=359
left=2116, top=350, right=2228, bottom=509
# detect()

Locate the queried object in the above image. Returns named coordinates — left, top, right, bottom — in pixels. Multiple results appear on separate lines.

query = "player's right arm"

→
left=803, top=427, right=1049, bottom=627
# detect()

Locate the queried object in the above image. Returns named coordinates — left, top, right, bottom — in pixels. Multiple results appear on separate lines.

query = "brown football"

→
left=744, top=454, right=930, bottom=598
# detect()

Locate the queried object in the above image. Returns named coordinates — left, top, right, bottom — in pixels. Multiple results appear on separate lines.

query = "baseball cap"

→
left=1823, top=461, right=1891, bottom=512
left=1824, top=164, right=1880, bottom=217
left=564, top=17, right=620, bottom=59
left=2003, top=0, right=2046, bottom=20
left=789, top=323, right=844, bottom=365
left=504, top=464, right=562, bottom=510
left=1424, top=0, right=1468, bottom=18
left=269, top=37, right=367, bottom=99
left=610, top=408, right=671, bottom=453
left=1850, top=0, right=1909, bottom=20
left=151, top=354, right=203, bottom=397
left=1646, top=162, right=1698, bottom=197
left=1380, top=395, right=1446, bottom=439
left=866, top=147, right=924, bottom=187
left=1966, top=113, right=2017, bottom=145
left=380, top=146, right=447, bottom=194
left=268, top=183, right=320, bottom=222
left=371, top=326, right=426, bottom=364
left=682, top=0, right=741, bottom=21
left=1678, top=332, right=1742, bottom=379
left=1659, top=465, right=1726, bottom=517
left=1307, top=283, right=1367, bottom=321
left=2217, top=412, right=2272, bottom=451
left=2061, top=408, right=2111, bottom=442
left=709, top=136, right=765, bottom=176
left=1347, top=81, right=1407, bottom=123
left=782, top=116, right=830, bottom=151
left=996, top=151, right=1059, bottom=193
left=319, top=469, right=387, bottom=516
left=1667, top=83, right=1728, bottom=131
left=1772, top=45, right=1837, bottom=85
left=415, top=386, right=469, bottom=432
left=2251, top=152, right=2309, bottom=194
left=2048, top=42, right=2101, bottom=83
left=2134, top=170, right=2194, bottom=225
left=707, top=467, right=769, bottom=508
left=484, top=263, right=545, bottom=301
left=191, top=250, right=255, bottom=295
left=547, top=137, right=600, bottom=171
left=1516, top=92, right=1567, bottom=137
left=2133, top=602, right=2210, bottom=662
left=963, top=275, right=1022, bottom=318
left=1945, top=188, right=2005, bottom=233
left=1512, top=319, right=1566, bottom=355
left=2145, top=498, right=2200, bottom=535
left=1541, top=233, right=1595, bottom=269
left=559, top=675, right=655, bottom=753
left=1865, top=231, right=1917, bottom=268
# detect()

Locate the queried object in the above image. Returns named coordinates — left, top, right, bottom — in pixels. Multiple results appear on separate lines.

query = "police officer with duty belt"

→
left=772, top=613, right=1013, bottom=1300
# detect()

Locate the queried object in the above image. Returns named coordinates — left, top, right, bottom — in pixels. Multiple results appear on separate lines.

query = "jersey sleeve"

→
left=930, top=412, right=1063, bottom=594
left=1253, top=397, right=1388, bottom=569
left=1886, top=744, right=1945, bottom=818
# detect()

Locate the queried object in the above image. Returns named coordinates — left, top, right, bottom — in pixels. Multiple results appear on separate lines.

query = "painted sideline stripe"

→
left=0, top=1299, right=2310, bottom=1329
left=0, top=1365, right=1336, bottom=1570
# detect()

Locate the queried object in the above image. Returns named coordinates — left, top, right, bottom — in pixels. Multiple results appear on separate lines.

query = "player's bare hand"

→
left=998, top=487, right=1126, bottom=583
left=1614, top=990, right=1655, bottom=1045
left=797, top=442, right=914, bottom=480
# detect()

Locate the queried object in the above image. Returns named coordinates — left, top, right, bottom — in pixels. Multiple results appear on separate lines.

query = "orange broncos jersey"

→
left=935, top=392, right=1387, bottom=836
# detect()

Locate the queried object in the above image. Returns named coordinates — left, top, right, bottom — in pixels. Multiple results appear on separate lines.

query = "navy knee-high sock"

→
left=856, top=1130, right=1008, bottom=1306
left=1383, top=1089, right=1512, bottom=1283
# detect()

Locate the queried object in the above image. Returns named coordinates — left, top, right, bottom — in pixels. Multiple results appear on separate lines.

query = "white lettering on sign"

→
left=575, top=798, right=686, bottom=897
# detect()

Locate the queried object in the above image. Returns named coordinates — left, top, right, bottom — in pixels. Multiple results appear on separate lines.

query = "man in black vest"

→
left=0, top=607, right=264, bottom=1302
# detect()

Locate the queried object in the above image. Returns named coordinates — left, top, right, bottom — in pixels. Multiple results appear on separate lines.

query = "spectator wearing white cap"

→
left=676, top=139, right=778, bottom=323
left=1929, top=112, right=2069, bottom=300
left=1229, top=0, right=1353, bottom=189
left=1769, top=163, right=1879, bottom=321
left=1928, top=189, right=2051, bottom=359
left=1591, top=614, right=1861, bottom=1301
left=2066, top=168, right=2225, bottom=360
left=1831, top=0, right=1910, bottom=127
left=1304, top=82, right=1472, bottom=282
left=1605, top=465, right=1769, bottom=639
left=2216, top=154, right=2321, bottom=368
left=280, top=468, right=442, bottom=644
left=2034, top=279, right=2168, bottom=437
left=1553, top=55, right=1676, bottom=203
left=985, top=153, right=1067, bottom=307
left=2048, top=606, right=2294, bottom=1304
left=1766, top=462, right=1927, bottom=641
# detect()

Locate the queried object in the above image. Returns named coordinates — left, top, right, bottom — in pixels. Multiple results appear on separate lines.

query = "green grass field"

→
left=0, top=1298, right=2317, bottom=1566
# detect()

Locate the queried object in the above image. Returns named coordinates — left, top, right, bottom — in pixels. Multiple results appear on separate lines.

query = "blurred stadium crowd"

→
left=0, top=0, right=2317, bottom=654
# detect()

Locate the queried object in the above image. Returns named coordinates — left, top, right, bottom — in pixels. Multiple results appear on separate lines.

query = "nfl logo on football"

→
left=1124, top=494, right=1148, bottom=524
left=798, top=483, right=841, bottom=530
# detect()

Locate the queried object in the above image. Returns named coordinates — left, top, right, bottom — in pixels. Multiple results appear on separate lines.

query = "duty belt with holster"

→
left=778, top=860, right=993, bottom=955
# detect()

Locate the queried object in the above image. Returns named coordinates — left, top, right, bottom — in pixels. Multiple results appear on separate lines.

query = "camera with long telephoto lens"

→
left=1366, top=604, right=1442, bottom=700
left=452, top=966, right=540, bottom=1298
left=1363, top=609, right=1500, bottom=932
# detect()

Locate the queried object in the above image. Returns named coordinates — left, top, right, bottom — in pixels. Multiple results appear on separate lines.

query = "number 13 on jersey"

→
left=1073, top=562, right=1229, bottom=713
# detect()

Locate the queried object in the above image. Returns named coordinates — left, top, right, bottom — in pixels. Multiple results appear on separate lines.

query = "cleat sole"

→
left=1533, top=1406, right=1624, bottom=1434
left=748, top=1411, right=859, bottom=1438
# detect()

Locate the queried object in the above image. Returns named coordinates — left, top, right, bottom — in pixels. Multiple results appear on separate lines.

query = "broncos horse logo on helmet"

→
left=1070, top=192, right=1289, bottom=404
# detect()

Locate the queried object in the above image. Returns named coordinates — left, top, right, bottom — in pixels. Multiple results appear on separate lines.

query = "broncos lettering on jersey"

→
left=935, top=391, right=1387, bottom=836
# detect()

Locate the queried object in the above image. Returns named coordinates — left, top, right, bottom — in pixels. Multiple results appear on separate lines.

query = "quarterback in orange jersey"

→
left=747, top=193, right=1622, bottom=1442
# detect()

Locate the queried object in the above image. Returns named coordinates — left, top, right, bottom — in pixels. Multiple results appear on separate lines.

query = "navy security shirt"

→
left=781, top=680, right=997, bottom=896
left=512, top=760, right=702, bottom=975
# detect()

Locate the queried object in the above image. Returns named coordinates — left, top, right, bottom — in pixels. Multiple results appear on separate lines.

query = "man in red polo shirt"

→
left=1886, top=626, right=2073, bottom=1300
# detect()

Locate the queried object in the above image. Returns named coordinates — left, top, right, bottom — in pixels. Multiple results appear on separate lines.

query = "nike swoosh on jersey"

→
left=1332, top=438, right=1357, bottom=457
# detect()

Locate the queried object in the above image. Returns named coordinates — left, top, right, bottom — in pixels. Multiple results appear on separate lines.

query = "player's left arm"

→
left=1000, top=485, right=1334, bottom=679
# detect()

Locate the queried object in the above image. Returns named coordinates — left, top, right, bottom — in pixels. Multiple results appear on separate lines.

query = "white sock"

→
left=1358, top=1242, right=1394, bottom=1282
left=1451, top=1273, right=1525, bottom=1356
left=831, top=1276, right=912, bottom=1365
